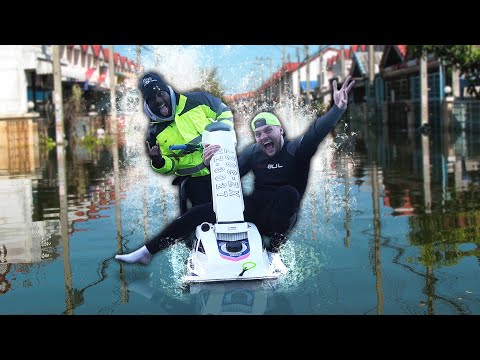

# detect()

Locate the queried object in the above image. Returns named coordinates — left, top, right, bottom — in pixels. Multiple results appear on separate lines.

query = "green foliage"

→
left=315, top=101, right=329, bottom=116
left=64, top=83, right=88, bottom=140
left=39, top=134, right=55, bottom=150
left=79, top=133, right=113, bottom=150
left=408, top=45, right=480, bottom=73
left=71, top=84, right=83, bottom=113
left=407, top=208, right=480, bottom=267
left=408, top=45, right=480, bottom=98
left=201, top=67, right=225, bottom=99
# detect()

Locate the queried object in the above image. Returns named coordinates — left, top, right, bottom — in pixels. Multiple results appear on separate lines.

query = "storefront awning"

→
left=62, top=66, right=88, bottom=81
left=36, top=59, right=53, bottom=75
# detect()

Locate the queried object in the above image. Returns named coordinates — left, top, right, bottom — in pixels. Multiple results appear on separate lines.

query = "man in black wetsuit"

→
left=115, top=76, right=355, bottom=265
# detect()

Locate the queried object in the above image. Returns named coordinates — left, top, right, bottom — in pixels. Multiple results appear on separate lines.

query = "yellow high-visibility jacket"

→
left=146, top=91, right=233, bottom=177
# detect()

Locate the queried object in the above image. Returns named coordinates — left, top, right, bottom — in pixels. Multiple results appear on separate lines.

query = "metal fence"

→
left=451, top=100, right=480, bottom=133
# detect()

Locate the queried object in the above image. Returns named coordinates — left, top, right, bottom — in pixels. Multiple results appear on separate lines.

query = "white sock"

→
left=115, top=245, right=152, bottom=265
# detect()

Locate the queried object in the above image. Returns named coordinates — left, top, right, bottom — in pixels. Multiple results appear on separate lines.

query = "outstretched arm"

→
left=333, top=75, right=356, bottom=110
left=312, top=75, right=355, bottom=136
left=293, top=76, right=355, bottom=158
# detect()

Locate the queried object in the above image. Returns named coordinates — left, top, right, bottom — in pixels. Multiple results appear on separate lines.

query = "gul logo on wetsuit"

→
left=257, top=163, right=284, bottom=169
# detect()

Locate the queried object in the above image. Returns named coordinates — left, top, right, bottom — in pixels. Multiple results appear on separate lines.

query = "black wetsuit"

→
left=145, top=105, right=346, bottom=254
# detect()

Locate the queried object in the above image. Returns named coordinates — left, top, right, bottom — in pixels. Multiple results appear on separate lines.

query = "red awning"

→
left=85, top=67, right=96, bottom=82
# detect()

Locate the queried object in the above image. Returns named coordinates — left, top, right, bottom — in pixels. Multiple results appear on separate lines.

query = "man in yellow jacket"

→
left=140, top=72, right=234, bottom=211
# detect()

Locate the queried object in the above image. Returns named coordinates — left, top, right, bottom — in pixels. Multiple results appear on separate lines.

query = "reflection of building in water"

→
left=0, top=263, right=12, bottom=295
left=67, top=176, right=116, bottom=235
left=0, top=178, right=59, bottom=263
left=451, top=132, right=480, bottom=192
left=0, top=96, right=57, bottom=262
left=383, top=189, right=414, bottom=216
left=349, top=107, right=480, bottom=219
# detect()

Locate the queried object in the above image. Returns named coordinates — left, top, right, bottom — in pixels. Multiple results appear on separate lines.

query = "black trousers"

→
left=184, top=174, right=213, bottom=207
left=146, top=185, right=300, bottom=254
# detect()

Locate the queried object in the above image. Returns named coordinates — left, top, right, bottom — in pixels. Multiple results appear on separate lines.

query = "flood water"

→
left=1, top=104, right=480, bottom=315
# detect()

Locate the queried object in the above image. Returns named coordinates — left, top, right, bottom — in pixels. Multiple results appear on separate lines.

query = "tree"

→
left=64, top=83, right=86, bottom=142
left=408, top=45, right=480, bottom=99
left=201, top=67, right=225, bottom=100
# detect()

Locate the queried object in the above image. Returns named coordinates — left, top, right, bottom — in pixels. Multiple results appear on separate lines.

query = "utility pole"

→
left=287, top=53, right=292, bottom=95
left=340, top=45, right=345, bottom=82
left=318, top=50, right=323, bottom=97
left=53, top=46, right=70, bottom=309
left=109, top=45, right=123, bottom=252
left=52, top=45, right=64, bottom=145
left=136, top=45, right=141, bottom=64
left=420, top=52, right=429, bottom=125
left=256, top=56, right=272, bottom=101
left=452, top=68, right=460, bottom=97
left=268, top=56, right=273, bottom=101
left=280, top=46, right=286, bottom=102
left=368, top=45, right=375, bottom=104
left=136, top=45, right=141, bottom=76
left=109, top=45, right=117, bottom=125
left=259, top=63, right=265, bottom=84
left=109, top=45, right=119, bottom=182
left=317, top=45, right=330, bottom=103
left=296, top=48, right=301, bottom=103
left=254, top=57, right=266, bottom=84
left=256, top=56, right=272, bottom=79
left=136, top=45, right=155, bottom=75
left=368, top=45, right=375, bottom=85
left=368, top=45, right=375, bottom=102
left=305, top=45, right=310, bottom=105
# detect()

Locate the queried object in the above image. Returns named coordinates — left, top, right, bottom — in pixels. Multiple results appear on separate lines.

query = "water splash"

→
left=116, top=46, right=359, bottom=297
left=143, top=46, right=207, bottom=92
left=233, top=95, right=360, bottom=293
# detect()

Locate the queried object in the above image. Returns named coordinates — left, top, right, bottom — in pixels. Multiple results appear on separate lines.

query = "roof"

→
left=397, top=45, right=407, bottom=57
left=351, top=51, right=383, bottom=77
left=257, top=62, right=301, bottom=91
left=92, top=45, right=102, bottom=57
left=380, top=45, right=408, bottom=69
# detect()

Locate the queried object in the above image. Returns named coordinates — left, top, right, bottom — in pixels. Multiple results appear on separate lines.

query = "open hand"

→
left=333, top=75, right=355, bottom=110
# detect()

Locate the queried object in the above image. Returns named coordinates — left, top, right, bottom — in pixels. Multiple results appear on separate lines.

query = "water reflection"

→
left=126, top=277, right=293, bottom=315
left=348, top=102, right=480, bottom=314
left=0, top=263, right=11, bottom=294
left=56, top=142, right=73, bottom=314
left=111, top=114, right=128, bottom=305
left=0, top=100, right=480, bottom=314
left=0, top=118, right=61, bottom=298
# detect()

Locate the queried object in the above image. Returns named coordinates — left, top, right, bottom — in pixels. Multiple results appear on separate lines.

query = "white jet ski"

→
left=182, top=121, right=287, bottom=283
